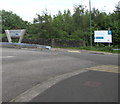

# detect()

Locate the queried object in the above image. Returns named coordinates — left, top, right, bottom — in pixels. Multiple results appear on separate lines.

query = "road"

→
left=31, top=70, right=118, bottom=102
left=1, top=48, right=119, bottom=102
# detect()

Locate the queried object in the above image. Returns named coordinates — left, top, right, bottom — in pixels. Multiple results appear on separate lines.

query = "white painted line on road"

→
left=68, top=50, right=81, bottom=53
left=1, top=56, right=15, bottom=58
left=6, top=56, right=15, bottom=58
left=21, top=48, right=28, bottom=50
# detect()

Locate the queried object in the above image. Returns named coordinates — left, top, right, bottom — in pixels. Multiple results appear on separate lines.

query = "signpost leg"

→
left=5, top=30, right=12, bottom=43
left=18, top=35, right=24, bottom=43
left=97, top=43, right=99, bottom=46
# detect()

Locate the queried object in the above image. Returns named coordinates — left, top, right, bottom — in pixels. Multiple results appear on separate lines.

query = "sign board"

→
left=94, top=30, right=112, bottom=43
left=5, top=29, right=25, bottom=43
left=5, top=30, right=25, bottom=37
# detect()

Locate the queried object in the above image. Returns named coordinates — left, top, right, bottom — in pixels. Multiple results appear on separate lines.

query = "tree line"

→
left=1, top=4, right=120, bottom=46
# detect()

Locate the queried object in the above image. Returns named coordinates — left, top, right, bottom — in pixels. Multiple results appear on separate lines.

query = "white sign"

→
left=5, top=29, right=25, bottom=43
left=5, top=30, right=25, bottom=37
left=94, top=30, right=112, bottom=43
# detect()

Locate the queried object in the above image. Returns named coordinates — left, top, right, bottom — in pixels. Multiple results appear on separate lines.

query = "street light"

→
left=89, top=0, right=92, bottom=47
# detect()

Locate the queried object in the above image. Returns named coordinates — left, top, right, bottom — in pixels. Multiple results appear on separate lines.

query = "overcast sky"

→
left=1, top=0, right=119, bottom=22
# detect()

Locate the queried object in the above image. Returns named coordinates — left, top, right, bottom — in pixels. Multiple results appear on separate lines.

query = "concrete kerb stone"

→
left=0, top=42, right=51, bottom=50
left=10, top=69, right=88, bottom=102
left=87, top=51, right=113, bottom=55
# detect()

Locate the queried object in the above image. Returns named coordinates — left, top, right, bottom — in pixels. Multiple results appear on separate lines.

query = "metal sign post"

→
left=5, top=29, right=26, bottom=43
left=109, top=43, right=111, bottom=47
left=89, top=0, right=92, bottom=47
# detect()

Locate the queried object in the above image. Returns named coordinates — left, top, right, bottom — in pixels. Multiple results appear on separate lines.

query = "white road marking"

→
left=6, top=56, right=15, bottom=58
left=1, top=56, right=15, bottom=58
left=68, top=50, right=81, bottom=53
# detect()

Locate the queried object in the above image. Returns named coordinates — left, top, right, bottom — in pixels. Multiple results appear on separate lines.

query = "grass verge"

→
left=0, top=34, right=6, bottom=37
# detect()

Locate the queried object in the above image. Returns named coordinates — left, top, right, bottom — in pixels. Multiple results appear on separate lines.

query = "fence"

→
left=2, top=37, right=87, bottom=47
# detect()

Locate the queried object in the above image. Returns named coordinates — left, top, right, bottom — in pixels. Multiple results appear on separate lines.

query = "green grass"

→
left=0, top=34, right=6, bottom=37
left=53, top=46, right=120, bottom=54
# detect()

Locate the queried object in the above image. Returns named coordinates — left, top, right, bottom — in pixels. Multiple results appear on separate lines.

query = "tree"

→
left=72, top=5, right=89, bottom=41
left=1, top=10, right=28, bottom=33
left=111, top=2, right=120, bottom=45
left=2, top=4, right=119, bottom=46
left=31, top=9, right=55, bottom=39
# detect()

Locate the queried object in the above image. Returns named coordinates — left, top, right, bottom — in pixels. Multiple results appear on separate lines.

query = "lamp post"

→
left=89, top=0, right=92, bottom=47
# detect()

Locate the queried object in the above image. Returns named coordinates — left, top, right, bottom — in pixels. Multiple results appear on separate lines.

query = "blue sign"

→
left=108, top=30, right=112, bottom=35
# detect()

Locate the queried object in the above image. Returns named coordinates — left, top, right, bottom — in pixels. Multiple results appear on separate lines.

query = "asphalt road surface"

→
left=31, top=71, right=118, bottom=102
left=1, top=48, right=119, bottom=102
